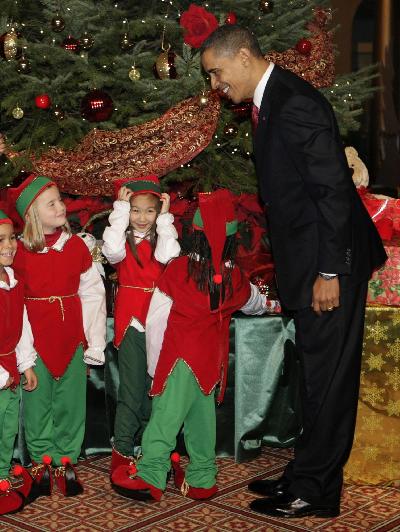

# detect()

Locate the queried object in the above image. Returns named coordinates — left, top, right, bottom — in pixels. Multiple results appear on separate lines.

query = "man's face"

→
left=201, top=48, right=254, bottom=104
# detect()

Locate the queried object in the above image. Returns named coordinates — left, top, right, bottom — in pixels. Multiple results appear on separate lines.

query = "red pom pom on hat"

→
left=42, top=455, right=52, bottom=465
left=213, top=274, right=223, bottom=284
left=60, top=456, right=71, bottom=466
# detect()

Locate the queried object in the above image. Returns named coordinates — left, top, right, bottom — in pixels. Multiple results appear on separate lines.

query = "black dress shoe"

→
left=249, top=495, right=340, bottom=519
left=248, top=477, right=290, bottom=497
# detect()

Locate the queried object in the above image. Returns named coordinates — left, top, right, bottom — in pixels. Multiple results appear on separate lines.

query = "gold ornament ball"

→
left=53, top=105, right=65, bottom=120
left=258, top=0, right=274, bottom=14
left=128, top=66, right=141, bottom=81
left=3, top=28, right=19, bottom=60
left=223, top=123, right=238, bottom=138
left=119, top=32, right=133, bottom=51
left=199, top=93, right=209, bottom=106
left=153, top=48, right=177, bottom=80
left=51, top=14, right=65, bottom=33
left=12, top=106, right=24, bottom=120
left=80, top=32, right=94, bottom=50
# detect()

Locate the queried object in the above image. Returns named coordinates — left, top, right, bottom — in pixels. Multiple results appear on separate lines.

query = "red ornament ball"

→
left=61, top=35, right=80, bottom=54
left=295, top=38, right=312, bottom=55
left=42, top=455, right=52, bottom=465
left=81, top=89, right=114, bottom=122
left=35, top=94, right=52, bottom=109
left=225, top=12, right=237, bottom=25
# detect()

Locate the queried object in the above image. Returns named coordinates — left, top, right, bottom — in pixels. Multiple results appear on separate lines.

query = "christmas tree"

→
left=0, top=0, right=377, bottom=195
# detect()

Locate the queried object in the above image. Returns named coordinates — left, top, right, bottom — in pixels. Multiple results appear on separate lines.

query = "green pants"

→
left=137, top=360, right=217, bottom=490
left=23, top=346, right=86, bottom=466
left=0, top=384, right=20, bottom=478
left=114, top=327, right=152, bottom=456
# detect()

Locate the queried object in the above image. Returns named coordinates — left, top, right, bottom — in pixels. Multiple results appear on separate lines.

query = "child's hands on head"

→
left=118, top=186, right=133, bottom=203
left=160, top=193, right=170, bottom=214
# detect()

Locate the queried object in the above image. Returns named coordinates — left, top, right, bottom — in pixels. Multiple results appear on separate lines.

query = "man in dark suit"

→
left=201, top=26, right=387, bottom=519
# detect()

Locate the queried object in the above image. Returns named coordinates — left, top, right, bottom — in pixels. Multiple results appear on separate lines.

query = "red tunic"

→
left=0, top=271, right=24, bottom=387
left=13, top=236, right=92, bottom=378
left=150, top=256, right=251, bottom=401
left=114, top=240, right=164, bottom=347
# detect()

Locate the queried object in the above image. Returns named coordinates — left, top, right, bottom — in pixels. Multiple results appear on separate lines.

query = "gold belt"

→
left=119, top=284, right=154, bottom=293
left=0, top=350, right=14, bottom=357
left=25, top=293, right=77, bottom=321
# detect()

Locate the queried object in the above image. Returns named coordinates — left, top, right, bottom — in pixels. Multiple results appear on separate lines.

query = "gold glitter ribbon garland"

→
left=33, top=92, right=221, bottom=197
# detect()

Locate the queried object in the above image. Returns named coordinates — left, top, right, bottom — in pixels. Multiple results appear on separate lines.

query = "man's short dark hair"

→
left=200, top=25, right=263, bottom=58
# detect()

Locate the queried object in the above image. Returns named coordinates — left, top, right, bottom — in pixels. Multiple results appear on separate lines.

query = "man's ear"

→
left=238, top=47, right=252, bottom=66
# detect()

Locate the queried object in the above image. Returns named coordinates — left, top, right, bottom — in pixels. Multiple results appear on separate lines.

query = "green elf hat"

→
left=192, top=189, right=238, bottom=284
left=0, top=209, right=13, bottom=226
left=11, top=174, right=55, bottom=219
left=113, top=175, right=162, bottom=198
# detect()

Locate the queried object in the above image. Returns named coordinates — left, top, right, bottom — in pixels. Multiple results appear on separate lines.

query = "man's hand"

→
left=160, top=192, right=170, bottom=214
left=312, top=276, right=340, bottom=316
left=118, top=186, right=133, bottom=203
left=22, top=368, right=38, bottom=391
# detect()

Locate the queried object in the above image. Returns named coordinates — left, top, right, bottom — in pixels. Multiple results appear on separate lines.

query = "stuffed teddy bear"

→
left=345, top=146, right=369, bottom=188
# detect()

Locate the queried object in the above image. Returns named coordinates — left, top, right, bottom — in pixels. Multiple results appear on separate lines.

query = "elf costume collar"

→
left=21, top=231, right=71, bottom=254
left=114, top=175, right=161, bottom=198
left=0, top=267, right=18, bottom=291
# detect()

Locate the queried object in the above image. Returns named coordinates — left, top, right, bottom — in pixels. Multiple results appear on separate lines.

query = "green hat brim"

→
left=193, top=208, right=238, bottom=236
left=16, top=176, right=55, bottom=218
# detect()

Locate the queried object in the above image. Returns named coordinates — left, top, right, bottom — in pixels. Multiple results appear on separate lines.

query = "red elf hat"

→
left=0, top=209, right=13, bottom=226
left=113, top=175, right=161, bottom=199
left=193, top=189, right=238, bottom=284
left=7, top=173, right=55, bottom=223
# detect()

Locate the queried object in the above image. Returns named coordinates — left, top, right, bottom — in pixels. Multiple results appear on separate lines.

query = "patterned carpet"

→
left=1, top=448, right=399, bottom=531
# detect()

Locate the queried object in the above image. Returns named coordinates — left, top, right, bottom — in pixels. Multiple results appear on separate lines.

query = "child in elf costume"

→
left=0, top=209, right=38, bottom=515
left=111, top=189, right=278, bottom=501
left=9, top=174, right=107, bottom=498
left=102, top=175, right=180, bottom=488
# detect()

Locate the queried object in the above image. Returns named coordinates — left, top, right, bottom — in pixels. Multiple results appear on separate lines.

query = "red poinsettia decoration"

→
left=180, top=4, right=219, bottom=49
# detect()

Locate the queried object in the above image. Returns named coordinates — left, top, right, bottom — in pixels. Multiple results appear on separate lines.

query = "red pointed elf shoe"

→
left=110, top=447, right=134, bottom=477
left=26, top=455, right=53, bottom=502
left=12, top=464, right=34, bottom=501
left=54, top=457, right=83, bottom=497
left=171, top=452, right=218, bottom=500
left=0, top=478, right=24, bottom=515
left=111, top=463, right=163, bottom=501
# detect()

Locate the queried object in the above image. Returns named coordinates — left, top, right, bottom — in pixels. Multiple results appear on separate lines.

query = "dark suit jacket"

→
left=254, top=65, right=387, bottom=310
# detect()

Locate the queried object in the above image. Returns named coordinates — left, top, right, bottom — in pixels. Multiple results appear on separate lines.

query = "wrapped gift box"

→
left=367, top=238, right=400, bottom=307
left=358, top=187, right=400, bottom=240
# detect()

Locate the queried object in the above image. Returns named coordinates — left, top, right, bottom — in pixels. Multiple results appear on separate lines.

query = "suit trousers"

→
left=284, top=281, right=368, bottom=507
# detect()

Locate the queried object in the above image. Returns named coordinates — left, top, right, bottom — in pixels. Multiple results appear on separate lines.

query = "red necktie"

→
left=251, top=104, right=259, bottom=132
